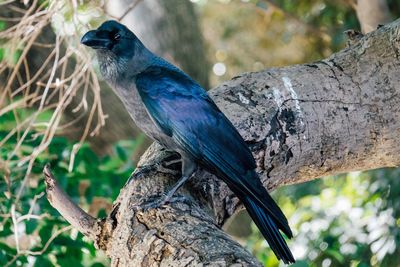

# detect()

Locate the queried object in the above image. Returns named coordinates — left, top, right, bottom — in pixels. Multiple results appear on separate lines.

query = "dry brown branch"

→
left=43, top=164, right=98, bottom=239
left=20, top=225, right=73, bottom=256
left=0, top=5, right=114, bottom=258
left=4, top=224, right=73, bottom=267
left=0, top=0, right=111, bottom=209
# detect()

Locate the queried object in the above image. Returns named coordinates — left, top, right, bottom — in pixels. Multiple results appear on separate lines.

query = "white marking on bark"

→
left=272, top=87, right=283, bottom=107
left=282, top=77, right=302, bottom=116
left=237, top=92, right=250, bottom=105
left=282, top=77, right=306, bottom=139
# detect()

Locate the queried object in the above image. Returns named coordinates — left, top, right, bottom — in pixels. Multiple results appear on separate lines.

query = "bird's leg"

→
left=161, top=174, right=192, bottom=203
left=158, top=153, right=182, bottom=175
left=162, top=154, right=197, bottom=203
left=143, top=155, right=197, bottom=209
left=162, top=157, right=182, bottom=168
left=125, top=153, right=181, bottom=187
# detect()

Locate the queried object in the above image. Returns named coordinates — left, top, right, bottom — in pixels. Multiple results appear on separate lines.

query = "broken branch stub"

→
left=43, top=164, right=98, bottom=240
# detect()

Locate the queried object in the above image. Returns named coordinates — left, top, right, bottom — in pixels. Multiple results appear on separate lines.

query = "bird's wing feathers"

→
left=135, top=65, right=291, bottom=237
left=136, top=65, right=255, bottom=172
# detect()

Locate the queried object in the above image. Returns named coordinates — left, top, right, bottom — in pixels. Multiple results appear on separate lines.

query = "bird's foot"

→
left=141, top=195, right=188, bottom=210
left=162, top=158, right=182, bottom=168
left=157, top=158, right=181, bottom=176
left=157, top=164, right=180, bottom=176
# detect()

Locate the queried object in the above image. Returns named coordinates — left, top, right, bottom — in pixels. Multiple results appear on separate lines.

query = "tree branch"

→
left=43, top=164, right=98, bottom=239
left=48, top=19, right=400, bottom=266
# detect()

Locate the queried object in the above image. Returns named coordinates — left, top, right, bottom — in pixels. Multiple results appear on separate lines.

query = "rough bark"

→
left=43, top=164, right=97, bottom=239
left=48, top=19, right=400, bottom=266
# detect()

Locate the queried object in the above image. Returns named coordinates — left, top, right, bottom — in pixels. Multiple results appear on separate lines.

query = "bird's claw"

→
left=157, top=161, right=181, bottom=176
left=141, top=195, right=188, bottom=211
left=158, top=165, right=180, bottom=176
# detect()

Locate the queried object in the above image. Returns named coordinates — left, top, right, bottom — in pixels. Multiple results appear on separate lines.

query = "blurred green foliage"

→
left=248, top=170, right=400, bottom=267
left=0, top=109, right=141, bottom=266
left=198, top=0, right=399, bottom=86
left=199, top=0, right=360, bottom=86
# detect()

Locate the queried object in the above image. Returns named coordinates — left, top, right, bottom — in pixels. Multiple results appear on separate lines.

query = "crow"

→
left=81, top=20, right=295, bottom=264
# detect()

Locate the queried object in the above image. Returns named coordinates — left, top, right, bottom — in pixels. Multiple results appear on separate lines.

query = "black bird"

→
left=81, top=20, right=295, bottom=264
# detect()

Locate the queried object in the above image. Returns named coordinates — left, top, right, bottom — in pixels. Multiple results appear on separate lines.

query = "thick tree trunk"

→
left=47, top=19, right=400, bottom=266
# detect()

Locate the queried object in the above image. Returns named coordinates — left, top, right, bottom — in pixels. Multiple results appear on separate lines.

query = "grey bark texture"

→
left=84, top=19, right=400, bottom=266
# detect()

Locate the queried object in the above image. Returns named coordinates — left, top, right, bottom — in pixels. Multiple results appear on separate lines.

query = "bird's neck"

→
left=125, top=47, right=155, bottom=77
left=98, top=43, right=155, bottom=85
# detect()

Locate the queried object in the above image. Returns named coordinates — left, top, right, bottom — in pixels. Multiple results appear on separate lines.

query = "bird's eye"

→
left=113, top=33, right=121, bottom=41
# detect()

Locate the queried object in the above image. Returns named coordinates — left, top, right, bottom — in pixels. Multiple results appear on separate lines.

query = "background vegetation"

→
left=0, top=0, right=399, bottom=266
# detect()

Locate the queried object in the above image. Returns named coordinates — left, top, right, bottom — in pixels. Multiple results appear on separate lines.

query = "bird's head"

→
left=81, top=20, right=148, bottom=81
left=81, top=20, right=137, bottom=58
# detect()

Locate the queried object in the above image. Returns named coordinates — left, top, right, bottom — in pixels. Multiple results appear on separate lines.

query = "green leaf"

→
left=0, top=242, right=17, bottom=255
left=34, top=256, right=54, bottom=267
left=25, top=219, right=38, bottom=235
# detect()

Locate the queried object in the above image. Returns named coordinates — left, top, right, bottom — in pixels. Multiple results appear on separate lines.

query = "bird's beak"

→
left=81, top=30, right=110, bottom=49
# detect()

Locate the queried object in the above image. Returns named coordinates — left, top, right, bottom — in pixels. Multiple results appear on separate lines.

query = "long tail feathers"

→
left=255, top=188, right=293, bottom=239
left=243, top=196, right=295, bottom=264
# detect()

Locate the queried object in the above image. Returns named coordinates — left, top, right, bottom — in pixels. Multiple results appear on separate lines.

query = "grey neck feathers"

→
left=97, top=41, right=155, bottom=85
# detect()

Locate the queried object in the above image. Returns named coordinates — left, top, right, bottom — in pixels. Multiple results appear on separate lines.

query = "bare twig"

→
left=4, top=254, right=19, bottom=267
left=0, top=0, right=107, bottom=244
left=0, top=0, right=16, bottom=6
left=10, top=205, right=20, bottom=254
left=21, top=225, right=73, bottom=256
left=16, top=213, right=50, bottom=223
left=14, top=35, right=61, bottom=202
left=43, top=164, right=98, bottom=239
